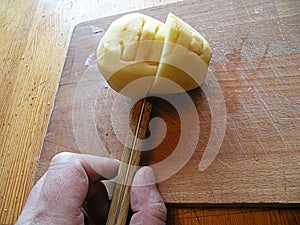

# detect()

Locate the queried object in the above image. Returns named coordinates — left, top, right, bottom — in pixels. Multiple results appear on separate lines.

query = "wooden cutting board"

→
left=35, top=0, right=300, bottom=204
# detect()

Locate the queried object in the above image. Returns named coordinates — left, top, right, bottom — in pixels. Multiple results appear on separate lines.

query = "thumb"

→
left=130, top=167, right=167, bottom=225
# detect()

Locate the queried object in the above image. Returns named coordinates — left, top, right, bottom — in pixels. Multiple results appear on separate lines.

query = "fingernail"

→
left=140, top=166, right=156, bottom=186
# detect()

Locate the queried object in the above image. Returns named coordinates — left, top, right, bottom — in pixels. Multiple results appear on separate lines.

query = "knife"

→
left=106, top=98, right=152, bottom=225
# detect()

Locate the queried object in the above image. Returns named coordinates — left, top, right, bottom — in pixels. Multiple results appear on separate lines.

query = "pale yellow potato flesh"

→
left=96, top=13, right=212, bottom=97
left=97, top=13, right=165, bottom=97
left=151, top=13, right=212, bottom=94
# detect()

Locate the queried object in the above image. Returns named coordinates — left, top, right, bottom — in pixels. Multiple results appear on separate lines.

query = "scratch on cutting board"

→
left=267, top=63, right=299, bottom=151
left=83, top=87, right=91, bottom=98
left=234, top=68, right=276, bottom=163
left=217, top=158, right=235, bottom=170
left=277, top=20, right=285, bottom=41
left=216, top=170, right=230, bottom=180
left=257, top=81, right=294, bottom=153
left=274, top=163, right=293, bottom=169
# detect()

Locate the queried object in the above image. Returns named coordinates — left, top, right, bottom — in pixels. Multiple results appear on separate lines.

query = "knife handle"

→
left=106, top=99, right=152, bottom=225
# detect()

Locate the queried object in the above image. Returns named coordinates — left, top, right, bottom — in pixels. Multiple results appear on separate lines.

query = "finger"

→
left=130, top=167, right=167, bottom=225
left=79, top=154, right=119, bottom=182
left=85, top=181, right=110, bottom=224
left=27, top=152, right=119, bottom=224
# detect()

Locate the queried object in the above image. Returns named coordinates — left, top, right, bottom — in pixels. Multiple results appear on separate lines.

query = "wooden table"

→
left=0, top=0, right=299, bottom=224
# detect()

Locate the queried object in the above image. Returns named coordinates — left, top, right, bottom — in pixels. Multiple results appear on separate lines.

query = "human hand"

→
left=16, top=152, right=166, bottom=225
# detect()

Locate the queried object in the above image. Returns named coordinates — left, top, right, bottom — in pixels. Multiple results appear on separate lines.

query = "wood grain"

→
left=0, top=0, right=299, bottom=225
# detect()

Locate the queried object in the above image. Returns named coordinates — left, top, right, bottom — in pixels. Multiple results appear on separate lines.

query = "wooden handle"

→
left=106, top=98, right=152, bottom=225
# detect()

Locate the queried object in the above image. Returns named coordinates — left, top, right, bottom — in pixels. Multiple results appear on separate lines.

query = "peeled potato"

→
left=96, top=13, right=212, bottom=97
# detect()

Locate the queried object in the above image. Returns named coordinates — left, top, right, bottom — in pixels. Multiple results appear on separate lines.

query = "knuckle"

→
left=149, top=202, right=167, bottom=221
left=50, top=152, right=79, bottom=167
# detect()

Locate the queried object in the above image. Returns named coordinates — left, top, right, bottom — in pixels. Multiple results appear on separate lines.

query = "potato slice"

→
left=97, top=13, right=165, bottom=97
left=150, top=13, right=212, bottom=94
